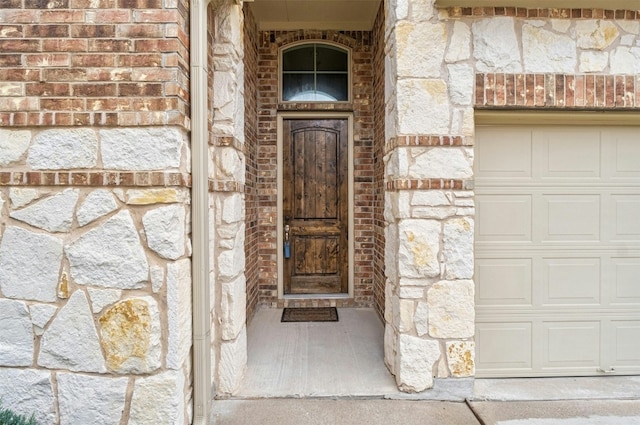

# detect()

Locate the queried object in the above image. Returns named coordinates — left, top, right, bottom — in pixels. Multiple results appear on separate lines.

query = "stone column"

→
left=210, top=0, right=248, bottom=395
left=384, top=0, right=475, bottom=395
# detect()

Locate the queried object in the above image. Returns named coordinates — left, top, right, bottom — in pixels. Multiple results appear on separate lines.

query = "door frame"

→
left=277, top=112, right=355, bottom=300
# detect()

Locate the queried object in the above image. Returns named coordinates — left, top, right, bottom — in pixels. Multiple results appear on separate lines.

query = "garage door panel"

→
left=542, top=258, right=601, bottom=305
left=613, top=196, right=640, bottom=240
left=476, top=195, right=532, bottom=242
left=610, top=320, right=640, bottom=365
left=611, top=258, right=640, bottom=304
left=607, top=129, right=640, bottom=177
left=543, top=321, right=600, bottom=369
left=476, top=258, right=532, bottom=306
left=476, top=127, right=533, bottom=178
left=535, top=130, right=601, bottom=178
left=541, top=194, right=600, bottom=241
left=476, top=322, right=532, bottom=372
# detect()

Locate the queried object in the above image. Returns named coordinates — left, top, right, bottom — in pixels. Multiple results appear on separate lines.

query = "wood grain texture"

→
left=283, top=119, right=348, bottom=295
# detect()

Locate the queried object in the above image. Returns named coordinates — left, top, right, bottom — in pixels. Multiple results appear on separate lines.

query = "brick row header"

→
left=447, top=7, right=640, bottom=20
left=476, top=73, right=640, bottom=109
left=208, top=179, right=245, bottom=193
left=386, top=179, right=471, bottom=191
left=0, top=170, right=191, bottom=187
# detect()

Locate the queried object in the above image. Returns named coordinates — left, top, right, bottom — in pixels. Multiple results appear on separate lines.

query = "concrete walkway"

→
left=210, top=399, right=640, bottom=425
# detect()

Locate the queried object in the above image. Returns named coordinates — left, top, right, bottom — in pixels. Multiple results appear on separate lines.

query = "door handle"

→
left=284, top=225, right=291, bottom=259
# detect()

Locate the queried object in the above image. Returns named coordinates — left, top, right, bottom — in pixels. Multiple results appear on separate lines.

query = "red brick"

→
left=24, top=53, right=70, bottom=67
left=605, top=75, right=615, bottom=107
left=86, top=10, right=131, bottom=24
left=0, top=54, right=22, bottom=67
left=42, top=39, right=88, bottom=52
left=595, top=75, right=605, bottom=107
left=134, top=10, right=179, bottom=22
left=71, top=54, right=115, bottom=67
left=131, top=68, right=176, bottom=82
left=119, top=83, right=163, bottom=96
left=0, top=0, right=21, bottom=7
left=70, top=0, right=116, bottom=7
left=117, top=24, right=163, bottom=38
left=43, top=68, right=88, bottom=82
left=55, top=112, right=72, bottom=125
left=0, top=97, right=39, bottom=111
left=86, top=98, right=132, bottom=111
left=25, top=25, right=69, bottom=38
left=24, top=0, right=68, bottom=8
left=40, top=10, right=85, bottom=23
left=88, top=39, right=132, bottom=52
left=0, top=39, right=40, bottom=53
left=118, top=0, right=161, bottom=8
left=0, top=69, right=40, bottom=81
left=41, top=98, right=84, bottom=111
left=585, top=74, right=595, bottom=106
left=555, top=74, right=565, bottom=106
left=116, top=53, right=162, bottom=67
left=72, top=83, right=117, bottom=97
left=86, top=68, right=131, bottom=81
left=26, top=82, right=71, bottom=97
left=0, top=25, right=23, bottom=37
left=0, top=10, right=39, bottom=24
left=134, top=39, right=180, bottom=53
left=71, top=25, right=116, bottom=38
left=565, top=75, right=575, bottom=107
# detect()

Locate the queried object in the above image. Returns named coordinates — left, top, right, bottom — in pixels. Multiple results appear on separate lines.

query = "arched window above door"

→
left=281, top=43, right=349, bottom=102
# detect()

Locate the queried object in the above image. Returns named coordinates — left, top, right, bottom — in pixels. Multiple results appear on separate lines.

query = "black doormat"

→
left=281, top=307, right=339, bottom=323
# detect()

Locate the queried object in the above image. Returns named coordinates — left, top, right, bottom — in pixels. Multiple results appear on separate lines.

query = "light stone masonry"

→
left=66, top=210, right=149, bottom=289
left=0, top=368, right=55, bottom=425
left=57, top=373, right=128, bottom=425
left=39, top=291, right=106, bottom=373
left=9, top=188, right=40, bottom=209
left=0, top=129, right=30, bottom=166
left=0, top=226, right=63, bottom=302
left=99, top=297, right=162, bottom=374
left=27, top=128, right=98, bottom=170
left=166, top=259, right=192, bottom=370
left=76, top=189, right=118, bottom=227
left=10, top=188, right=79, bottom=233
left=0, top=299, right=34, bottom=366
left=129, top=370, right=185, bottom=425
left=100, top=127, right=184, bottom=171
left=143, top=204, right=186, bottom=260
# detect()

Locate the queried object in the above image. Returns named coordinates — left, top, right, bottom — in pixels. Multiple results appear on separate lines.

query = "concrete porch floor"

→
left=236, top=307, right=399, bottom=398
left=236, top=307, right=640, bottom=401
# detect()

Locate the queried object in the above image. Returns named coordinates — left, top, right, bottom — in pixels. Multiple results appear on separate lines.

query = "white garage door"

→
left=475, top=125, right=640, bottom=378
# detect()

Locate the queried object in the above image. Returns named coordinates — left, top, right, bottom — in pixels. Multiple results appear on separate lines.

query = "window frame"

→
left=278, top=41, right=352, bottom=104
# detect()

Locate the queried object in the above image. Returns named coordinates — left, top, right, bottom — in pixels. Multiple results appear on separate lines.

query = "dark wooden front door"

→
left=283, top=119, right=348, bottom=295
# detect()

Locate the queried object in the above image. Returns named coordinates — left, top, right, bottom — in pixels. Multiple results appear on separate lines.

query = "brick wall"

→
left=0, top=0, right=190, bottom=128
left=255, top=30, right=375, bottom=308
left=243, top=5, right=259, bottom=321
left=372, top=4, right=385, bottom=321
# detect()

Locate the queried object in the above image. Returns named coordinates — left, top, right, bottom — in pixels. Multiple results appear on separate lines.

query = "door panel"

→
left=283, top=119, right=348, bottom=295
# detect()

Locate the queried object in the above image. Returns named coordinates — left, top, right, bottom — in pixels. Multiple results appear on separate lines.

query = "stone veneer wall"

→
left=243, top=4, right=260, bottom=322
left=208, top=0, right=248, bottom=396
left=372, top=2, right=386, bottom=321
left=383, top=0, right=640, bottom=395
left=255, top=30, right=375, bottom=308
left=0, top=0, right=195, bottom=422
left=0, top=131, right=193, bottom=424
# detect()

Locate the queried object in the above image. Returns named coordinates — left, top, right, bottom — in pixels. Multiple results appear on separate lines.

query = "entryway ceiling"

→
left=248, top=0, right=382, bottom=30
